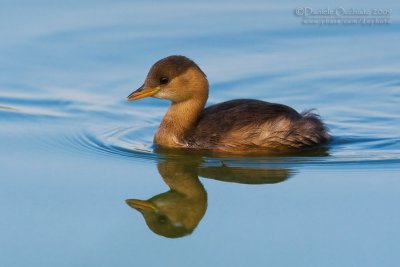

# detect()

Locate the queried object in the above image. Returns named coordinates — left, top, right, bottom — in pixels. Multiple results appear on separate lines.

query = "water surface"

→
left=1, top=1, right=400, bottom=266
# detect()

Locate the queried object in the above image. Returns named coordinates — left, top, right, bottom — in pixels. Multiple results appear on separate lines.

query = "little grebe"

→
left=127, top=55, right=330, bottom=152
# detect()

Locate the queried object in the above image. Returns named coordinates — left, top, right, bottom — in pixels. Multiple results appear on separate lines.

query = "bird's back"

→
left=187, top=99, right=329, bottom=152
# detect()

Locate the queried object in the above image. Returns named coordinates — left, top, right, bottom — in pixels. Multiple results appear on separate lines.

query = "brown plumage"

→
left=128, top=55, right=330, bottom=153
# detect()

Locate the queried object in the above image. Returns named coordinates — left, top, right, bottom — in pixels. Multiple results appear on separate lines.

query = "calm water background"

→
left=1, top=0, right=400, bottom=266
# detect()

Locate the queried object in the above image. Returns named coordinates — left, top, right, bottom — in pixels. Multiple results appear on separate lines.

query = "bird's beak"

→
left=127, top=84, right=160, bottom=101
left=126, top=199, right=158, bottom=212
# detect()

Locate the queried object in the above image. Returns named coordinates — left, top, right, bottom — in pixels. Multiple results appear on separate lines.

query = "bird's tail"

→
left=293, top=110, right=331, bottom=147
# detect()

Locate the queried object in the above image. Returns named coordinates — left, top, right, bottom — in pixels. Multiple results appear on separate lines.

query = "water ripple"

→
left=62, top=125, right=400, bottom=170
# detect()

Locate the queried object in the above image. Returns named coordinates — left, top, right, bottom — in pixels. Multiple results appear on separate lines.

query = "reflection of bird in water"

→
left=126, top=155, right=294, bottom=238
left=128, top=55, right=330, bottom=153
left=126, top=160, right=207, bottom=238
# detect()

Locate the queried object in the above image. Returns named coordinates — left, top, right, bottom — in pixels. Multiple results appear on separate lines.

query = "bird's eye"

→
left=160, top=77, right=169, bottom=85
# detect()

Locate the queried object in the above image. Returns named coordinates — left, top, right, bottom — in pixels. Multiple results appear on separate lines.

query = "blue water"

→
left=1, top=1, right=400, bottom=266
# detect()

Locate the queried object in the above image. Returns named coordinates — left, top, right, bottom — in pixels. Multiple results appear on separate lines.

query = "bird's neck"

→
left=157, top=161, right=206, bottom=198
left=154, top=97, right=206, bottom=147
